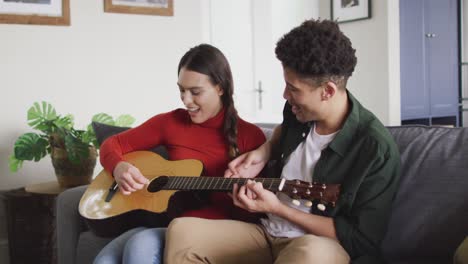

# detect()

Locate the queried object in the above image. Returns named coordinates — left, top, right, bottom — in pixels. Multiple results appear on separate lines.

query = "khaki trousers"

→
left=455, top=237, right=468, bottom=264
left=164, top=217, right=350, bottom=264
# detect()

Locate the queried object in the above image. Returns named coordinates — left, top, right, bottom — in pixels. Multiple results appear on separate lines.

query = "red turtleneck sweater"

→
left=99, top=108, right=266, bottom=220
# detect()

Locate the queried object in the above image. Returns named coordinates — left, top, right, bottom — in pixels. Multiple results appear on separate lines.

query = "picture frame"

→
left=104, top=0, right=173, bottom=16
left=331, top=0, right=371, bottom=24
left=0, top=0, right=70, bottom=26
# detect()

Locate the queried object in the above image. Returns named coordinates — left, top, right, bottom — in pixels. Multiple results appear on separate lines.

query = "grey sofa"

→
left=57, top=125, right=468, bottom=264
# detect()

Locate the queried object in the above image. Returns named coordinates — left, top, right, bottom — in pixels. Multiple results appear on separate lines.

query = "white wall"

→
left=0, top=1, right=401, bottom=191
left=0, top=0, right=209, bottom=261
left=319, top=0, right=401, bottom=125
left=0, top=0, right=210, bottom=190
left=0, top=0, right=401, bottom=261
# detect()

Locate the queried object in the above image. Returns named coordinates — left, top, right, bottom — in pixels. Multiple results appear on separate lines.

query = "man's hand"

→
left=232, top=180, right=283, bottom=214
left=233, top=180, right=338, bottom=239
left=224, top=147, right=268, bottom=178
left=113, top=161, right=149, bottom=195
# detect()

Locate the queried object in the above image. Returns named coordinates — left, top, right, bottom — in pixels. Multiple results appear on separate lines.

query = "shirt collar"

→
left=328, top=91, right=361, bottom=157
left=191, top=107, right=226, bottom=129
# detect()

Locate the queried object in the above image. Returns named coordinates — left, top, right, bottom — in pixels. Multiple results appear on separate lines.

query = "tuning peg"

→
left=303, top=200, right=313, bottom=207
left=317, top=203, right=326, bottom=211
left=291, top=199, right=300, bottom=206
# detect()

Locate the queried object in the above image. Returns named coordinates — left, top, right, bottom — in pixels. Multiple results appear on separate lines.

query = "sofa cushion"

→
left=91, top=121, right=168, bottom=158
left=76, top=231, right=113, bottom=264
left=382, top=126, right=468, bottom=261
left=259, top=126, right=274, bottom=141
left=91, top=121, right=130, bottom=147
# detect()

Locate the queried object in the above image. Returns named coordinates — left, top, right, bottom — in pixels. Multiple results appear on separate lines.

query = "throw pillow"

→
left=91, top=122, right=168, bottom=158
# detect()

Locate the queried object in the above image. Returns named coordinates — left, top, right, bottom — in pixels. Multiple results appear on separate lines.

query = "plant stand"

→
left=2, top=181, right=66, bottom=264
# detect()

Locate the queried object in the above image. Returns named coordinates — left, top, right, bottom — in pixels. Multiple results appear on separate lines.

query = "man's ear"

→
left=321, top=81, right=337, bottom=100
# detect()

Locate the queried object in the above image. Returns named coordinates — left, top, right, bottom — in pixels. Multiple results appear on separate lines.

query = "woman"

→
left=93, top=44, right=266, bottom=264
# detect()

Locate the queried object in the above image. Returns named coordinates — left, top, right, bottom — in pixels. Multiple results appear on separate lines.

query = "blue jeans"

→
left=93, top=227, right=167, bottom=264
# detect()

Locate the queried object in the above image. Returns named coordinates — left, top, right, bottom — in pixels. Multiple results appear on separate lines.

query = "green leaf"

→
left=34, top=120, right=54, bottom=133
left=115, top=115, right=135, bottom=127
left=81, top=130, right=96, bottom=145
left=86, top=123, right=94, bottom=134
left=65, top=134, right=90, bottom=164
left=27, top=102, right=57, bottom=129
left=13, top=133, right=49, bottom=161
left=92, top=113, right=114, bottom=125
left=55, top=114, right=74, bottom=130
left=8, top=154, right=23, bottom=172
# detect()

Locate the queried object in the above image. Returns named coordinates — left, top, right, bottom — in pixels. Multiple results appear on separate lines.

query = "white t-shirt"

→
left=261, top=124, right=338, bottom=238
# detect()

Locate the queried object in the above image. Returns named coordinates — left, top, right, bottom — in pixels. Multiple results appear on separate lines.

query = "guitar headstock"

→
left=280, top=179, right=341, bottom=211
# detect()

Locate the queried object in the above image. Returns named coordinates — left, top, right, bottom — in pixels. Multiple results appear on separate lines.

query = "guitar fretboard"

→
left=162, top=177, right=283, bottom=192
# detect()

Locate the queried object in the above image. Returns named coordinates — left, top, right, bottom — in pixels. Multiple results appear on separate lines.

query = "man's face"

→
left=282, top=67, right=325, bottom=123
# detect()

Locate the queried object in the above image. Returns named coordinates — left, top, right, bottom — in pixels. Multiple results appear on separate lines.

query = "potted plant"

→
left=9, top=101, right=135, bottom=188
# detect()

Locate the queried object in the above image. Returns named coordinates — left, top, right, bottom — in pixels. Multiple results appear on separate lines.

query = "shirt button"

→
left=281, top=153, right=284, bottom=158
left=302, top=132, right=306, bottom=137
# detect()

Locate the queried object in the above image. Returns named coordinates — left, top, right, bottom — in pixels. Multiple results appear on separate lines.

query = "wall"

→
left=0, top=1, right=211, bottom=190
left=0, top=0, right=209, bottom=262
left=0, top=0, right=402, bottom=262
left=319, top=0, right=401, bottom=125
left=0, top=1, right=402, bottom=190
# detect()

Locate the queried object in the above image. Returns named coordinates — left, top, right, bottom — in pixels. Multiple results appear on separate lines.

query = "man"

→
left=164, top=19, right=401, bottom=264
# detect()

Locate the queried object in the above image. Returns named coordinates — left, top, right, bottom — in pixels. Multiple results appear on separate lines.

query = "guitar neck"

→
left=157, top=176, right=283, bottom=192
left=147, top=175, right=340, bottom=207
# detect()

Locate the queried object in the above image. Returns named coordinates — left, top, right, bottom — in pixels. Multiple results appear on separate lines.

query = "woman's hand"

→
left=113, top=161, right=149, bottom=195
left=224, top=146, right=269, bottom=179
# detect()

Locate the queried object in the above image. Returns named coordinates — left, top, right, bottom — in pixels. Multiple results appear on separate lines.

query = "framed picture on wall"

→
left=104, top=0, right=173, bottom=16
left=0, top=0, right=70, bottom=26
left=331, top=0, right=371, bottom=23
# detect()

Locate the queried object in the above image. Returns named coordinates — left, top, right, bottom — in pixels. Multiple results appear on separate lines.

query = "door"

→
left=425, top=0, right=459, bottom=120
left=209, top=0, right=256, bottom=121
left=400, top=0, right=428, bottom=120
left=209, top=0, right=319, bottom=123
left=400, top=0, right=459, bottom=125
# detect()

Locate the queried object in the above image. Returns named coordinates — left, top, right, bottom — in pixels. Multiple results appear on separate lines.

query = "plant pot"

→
left=51, top=147, right=97, bottom=188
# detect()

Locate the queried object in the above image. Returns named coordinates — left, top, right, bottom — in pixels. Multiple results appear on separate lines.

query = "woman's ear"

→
left=216, top=85, right=224, bottom=96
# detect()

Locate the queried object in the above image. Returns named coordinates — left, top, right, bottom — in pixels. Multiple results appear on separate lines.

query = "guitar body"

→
left=79, top=151, right=203, bottom=237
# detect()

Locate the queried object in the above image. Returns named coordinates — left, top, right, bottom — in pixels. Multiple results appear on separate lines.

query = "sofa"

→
left=57, top=124, right=468, bottom=264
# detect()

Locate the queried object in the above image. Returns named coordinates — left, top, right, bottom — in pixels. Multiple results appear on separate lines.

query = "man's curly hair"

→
left=275, top=19, right=357, bottom=86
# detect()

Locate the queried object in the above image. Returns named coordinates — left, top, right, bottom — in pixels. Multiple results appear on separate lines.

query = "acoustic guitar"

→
left=79, top=151, right=340, bottom=237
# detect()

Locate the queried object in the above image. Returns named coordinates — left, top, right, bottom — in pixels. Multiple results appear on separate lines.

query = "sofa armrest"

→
left=56, top=185, right=87, bottom=264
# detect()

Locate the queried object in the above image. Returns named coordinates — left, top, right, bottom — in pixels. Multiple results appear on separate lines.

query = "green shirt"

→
left=273, top=91, right=401, bottom=263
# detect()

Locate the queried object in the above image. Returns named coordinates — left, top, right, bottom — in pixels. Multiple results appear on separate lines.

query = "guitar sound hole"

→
left=147, top=176, right=169, bottom=193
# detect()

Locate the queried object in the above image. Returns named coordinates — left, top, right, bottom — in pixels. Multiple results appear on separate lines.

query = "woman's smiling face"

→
left=177, top=67, right=224, bottom=124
